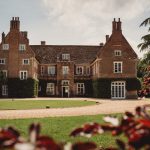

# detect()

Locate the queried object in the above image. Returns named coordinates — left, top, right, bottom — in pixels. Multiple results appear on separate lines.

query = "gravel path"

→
left=0, top=98, right=150, bottom=119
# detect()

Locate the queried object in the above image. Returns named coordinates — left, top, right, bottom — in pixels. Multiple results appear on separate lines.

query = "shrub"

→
left=93, top=78, right=141, bottom=98
left=7, top=78, right=38, bottom=98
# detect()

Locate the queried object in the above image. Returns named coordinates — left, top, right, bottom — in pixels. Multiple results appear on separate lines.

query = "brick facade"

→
left=0, top=17, right=139, bottom=99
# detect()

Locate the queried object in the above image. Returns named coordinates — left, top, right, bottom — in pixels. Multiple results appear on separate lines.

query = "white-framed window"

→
left=19, top=44, right=26, bottom=51
left=77, top=83, right=85, bottom=95
left=62, top=54, right=70, bottom=60
left=0, top=59, right=5, bottom=64
left=111, top=81, right=126, bottom=99
left=76, top=66, right=83, bottom=75
left=1, top=70, right=7, bottom=78
left=114, top=50, right=122, bottom=56
left=2, top=85, right=8, bottom=96
left=48, top=66, right=55, bottom=75
left=62, top=80, right=69, bottom=86
left=22, top=59, right=29, bottom=65
left=46, top=83, right=55, bottom=95
left=19, top=71, right=28, bottom=80
left=2, top=44, right=9, bottom=50
left=41, top=66, right=44, bottom=75
left=113, top=61, right=122, bottom=73
left=62, top=66, right=69, bottom=75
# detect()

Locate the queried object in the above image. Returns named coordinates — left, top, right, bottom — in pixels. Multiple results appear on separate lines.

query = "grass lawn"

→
left=0, top=100, right=96, bottom=110
left=0, top=114, right=124, bottom=148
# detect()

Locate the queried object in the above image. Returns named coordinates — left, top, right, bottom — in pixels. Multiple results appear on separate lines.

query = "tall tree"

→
left=138, top=18, right=150, bottom=51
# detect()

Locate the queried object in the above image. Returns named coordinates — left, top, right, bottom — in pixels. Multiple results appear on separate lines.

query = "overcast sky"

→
left=0, top=0, right=150, bottom=58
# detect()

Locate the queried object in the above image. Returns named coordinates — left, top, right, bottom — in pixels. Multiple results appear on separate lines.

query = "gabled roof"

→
left=31, top=45, right=101, bottom=64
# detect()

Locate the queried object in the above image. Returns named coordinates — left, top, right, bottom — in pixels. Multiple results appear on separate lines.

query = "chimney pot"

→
left=2, top=32, right=5, bottom=43
left=41, top=41, right=46, bottom=45
left=100, top=42, right=104, bottom=46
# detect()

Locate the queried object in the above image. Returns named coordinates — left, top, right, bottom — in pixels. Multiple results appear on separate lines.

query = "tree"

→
left=138, top=17, right=150, bottom=51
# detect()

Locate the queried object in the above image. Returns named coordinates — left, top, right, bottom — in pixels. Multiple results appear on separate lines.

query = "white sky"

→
left=0, top=0, right=150, bottom=58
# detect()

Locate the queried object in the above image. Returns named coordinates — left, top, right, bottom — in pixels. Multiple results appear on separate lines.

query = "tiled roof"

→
left=31, top=45, right=101, bottom=64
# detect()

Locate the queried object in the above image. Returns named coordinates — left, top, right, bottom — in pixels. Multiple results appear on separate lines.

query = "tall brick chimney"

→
left=2, top=32, right=5, bottom=43
left=112, top=18, right=117, bottom=33
left=117, top=18, right=122, bottom=32
left=112, top=18, right=122, bottom=33
left=106, top=35, right=109, bottom=42
left=10, top=17, right=20, bottom=31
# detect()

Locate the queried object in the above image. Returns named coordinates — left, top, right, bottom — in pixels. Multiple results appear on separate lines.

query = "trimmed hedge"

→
left=93, top=78, right=141, bottom=98
left=7, top=78, right=38, bottom=98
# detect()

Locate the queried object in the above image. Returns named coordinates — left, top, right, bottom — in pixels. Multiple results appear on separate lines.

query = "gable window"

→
left=22, top=59, right=29, bottom=65
left=76, top=66, right=84, bottom=75
left=2, top=85, right=8, bottom=96
left=77, top=83, right=85, bottom=95
left=114, top=50, right=122, bottom=56
left=113, top=62, right=122, bottom=73
left=46, top=83, right=55, bottom=95
left=1, top=70, right=7, bottom=78
left=48, top=66, right=55, bottom=75
left=19, top=44, right=26, bottom=51
left=19, top=71, right=28, bottom=80
left=0, top=59, right=5, bottom=64
left=62, top=54, right=70, bottom=60
left=62, top=66, right=69, bottom=75
left=2, top=44, right=9, bottom=50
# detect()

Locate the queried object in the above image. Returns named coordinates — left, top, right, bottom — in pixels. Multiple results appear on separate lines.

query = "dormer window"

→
left=62, top=54, right=70, bottom=60
left=2, top=44, right=9, bottom=50
left=19, top=44, right=26, bottom=51
left=114, top=50, right=121, bottom=56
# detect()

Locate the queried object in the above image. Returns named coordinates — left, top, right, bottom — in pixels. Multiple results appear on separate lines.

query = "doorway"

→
left=62, top=86, right=69, bottom=97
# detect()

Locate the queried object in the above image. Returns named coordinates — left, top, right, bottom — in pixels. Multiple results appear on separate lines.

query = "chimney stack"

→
left=117, top=18, right=122, bottom=31
left=112, top=18, right=117, bottom=33
left=41, top=41, right=46, bottom=45
left=106, top=35, right=109, bottom=42
left=10, top=17, right=20, bottom=31
left=2, top=32, right=5, bottom=43
left=112, top=18, right=122, bottom=33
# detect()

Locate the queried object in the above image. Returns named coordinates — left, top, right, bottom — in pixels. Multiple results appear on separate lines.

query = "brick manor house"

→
left=0, top=17, right=140, bottom=99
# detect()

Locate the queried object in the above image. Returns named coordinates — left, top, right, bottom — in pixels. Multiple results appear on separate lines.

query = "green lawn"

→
left=0, top=100, right=96, bottom=110
left=0, top=114, right=124, bottom=148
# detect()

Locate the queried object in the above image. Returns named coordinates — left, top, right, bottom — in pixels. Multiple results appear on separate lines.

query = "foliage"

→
left=138, top=17, right=150, bottom=52
left=71, top=105, right=150, bottom=149
left=93, top=78, right=141, bottom=98
left=74, top=80, right=93, bottom=97
left=38, top=79, right=56, bottom=97
left=0, top=105, right=150, bottom=149
left=93, top=78, right=111, bottom=98
left=7, top=78, right=38, bottom=98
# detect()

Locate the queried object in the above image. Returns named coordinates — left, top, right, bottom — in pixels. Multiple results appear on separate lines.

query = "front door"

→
left=111, top=81, right=126, bottom=99
left=62, top=86, right=69, bottom=97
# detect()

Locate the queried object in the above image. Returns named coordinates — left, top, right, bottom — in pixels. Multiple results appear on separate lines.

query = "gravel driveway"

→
left=0, top=98, right=150, bottom=119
